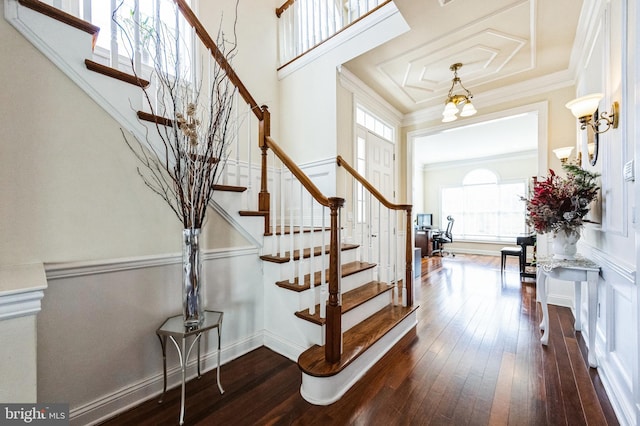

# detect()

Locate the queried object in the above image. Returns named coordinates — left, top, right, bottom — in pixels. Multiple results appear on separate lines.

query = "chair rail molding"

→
left=0, top=263, right=47, bottom=320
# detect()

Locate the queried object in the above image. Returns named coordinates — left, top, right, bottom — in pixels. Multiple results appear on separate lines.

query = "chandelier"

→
left=442, top=63, right=477, bottom=123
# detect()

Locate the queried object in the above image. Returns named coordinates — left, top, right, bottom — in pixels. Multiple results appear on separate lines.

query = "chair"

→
left=432, top=216, right=455, bottom=257
left=500, top=246, right=522, bottom=272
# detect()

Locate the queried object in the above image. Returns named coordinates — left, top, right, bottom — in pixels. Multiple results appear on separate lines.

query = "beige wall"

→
left=0, top=0, right=286, bottom=266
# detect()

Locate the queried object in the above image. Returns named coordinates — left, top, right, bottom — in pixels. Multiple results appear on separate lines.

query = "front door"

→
left=361, top=128, right=395, bottom=282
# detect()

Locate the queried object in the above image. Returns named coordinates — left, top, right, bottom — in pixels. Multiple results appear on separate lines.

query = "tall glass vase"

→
left=182, top=228, right=204, bottom=326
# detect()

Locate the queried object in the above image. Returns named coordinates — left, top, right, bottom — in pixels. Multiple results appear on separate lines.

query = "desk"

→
left=536, top=256, right=599, bottom=367
left=156, top=310, right=224, bottom=425
left=415, top=228, right=434, bottom=257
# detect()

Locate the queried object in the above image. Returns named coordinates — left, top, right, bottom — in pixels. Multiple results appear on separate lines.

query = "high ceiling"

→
left=343, top=0, right=584, bottom=116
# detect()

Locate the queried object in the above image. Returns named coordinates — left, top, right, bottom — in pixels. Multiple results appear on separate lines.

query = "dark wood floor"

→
left=100, top=254, right=619, bottom=425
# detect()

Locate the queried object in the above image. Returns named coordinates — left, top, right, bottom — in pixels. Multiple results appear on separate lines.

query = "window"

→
left=356, top=107, right=393, bottom=141
left=441, top=169, right=526, bottom=241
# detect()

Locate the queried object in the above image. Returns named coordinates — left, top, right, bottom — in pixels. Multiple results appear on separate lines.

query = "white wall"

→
left=277, top=2, right=409, bottom=164
left=570, top=0, right=638, bottom=424
left=39, top=250, right=263, bottom=425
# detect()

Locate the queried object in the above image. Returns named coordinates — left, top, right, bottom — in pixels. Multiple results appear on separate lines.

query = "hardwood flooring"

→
left=100, top=254, right=619, bottom=426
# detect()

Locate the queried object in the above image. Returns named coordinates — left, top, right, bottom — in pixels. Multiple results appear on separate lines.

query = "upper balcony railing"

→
left=276, top=0, right=390, bottom=68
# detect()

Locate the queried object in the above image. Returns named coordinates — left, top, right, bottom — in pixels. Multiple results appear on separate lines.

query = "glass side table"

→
left=156, top=310, right=224, bottom=425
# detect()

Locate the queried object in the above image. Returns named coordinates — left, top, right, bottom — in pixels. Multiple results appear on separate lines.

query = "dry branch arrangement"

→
left=115, top=0, right=240, bottom=229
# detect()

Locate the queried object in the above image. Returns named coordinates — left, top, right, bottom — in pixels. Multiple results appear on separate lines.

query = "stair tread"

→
left=260, top=243, right=359, bottom=263
left=264, top=226, right=329, bottom=236
left=137, top=111, right=174, bottom=127
left=276, top=261, right=376, bottom=292
left=298, top=304, right=418, bottom=377
left=85, top=59, right=149, bottom=88
left=239, top=210, right=269, bottom=217
left=213, top=184, right=247, bottom=193
left=295, top=281, right=393, bottom=325
left=18, top=0, right=100, bottom=48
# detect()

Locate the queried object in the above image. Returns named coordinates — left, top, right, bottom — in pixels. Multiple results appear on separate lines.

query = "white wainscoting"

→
left=584, top=249, right=638, bottom=426
left=39, top=247, right=263, bottom=426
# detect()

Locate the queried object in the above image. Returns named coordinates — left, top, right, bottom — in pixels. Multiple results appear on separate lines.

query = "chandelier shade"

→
left=441, top=63, right=476, bottom=123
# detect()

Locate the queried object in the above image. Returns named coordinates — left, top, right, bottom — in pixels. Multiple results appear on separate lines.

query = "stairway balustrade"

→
left=20, top=0, right=413, bottom=365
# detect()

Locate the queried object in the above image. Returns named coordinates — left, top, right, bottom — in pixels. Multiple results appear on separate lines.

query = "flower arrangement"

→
left=523, top=163, right=600, bottom=234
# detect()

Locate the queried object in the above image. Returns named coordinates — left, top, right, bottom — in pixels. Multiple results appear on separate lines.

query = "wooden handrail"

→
left=275, top=0, right=296, bottom=18
left=336, top=155, right=411, bottom=211
left=173, top=0, right=263, bottom=122
left=266, top=137, right=332, bottom=207
left=337, top=155, right=413, bottom=307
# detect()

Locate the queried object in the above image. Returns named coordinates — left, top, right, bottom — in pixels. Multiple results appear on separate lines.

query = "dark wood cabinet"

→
left=415, top=229, right=432, bottom=257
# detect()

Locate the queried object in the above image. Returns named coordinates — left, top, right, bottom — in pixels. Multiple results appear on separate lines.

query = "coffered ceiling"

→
left=343, top=0, right=584, bottom=116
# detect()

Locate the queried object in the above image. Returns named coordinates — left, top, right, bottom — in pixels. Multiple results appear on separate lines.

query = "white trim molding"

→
left=0, top=263, right=47, bottom=320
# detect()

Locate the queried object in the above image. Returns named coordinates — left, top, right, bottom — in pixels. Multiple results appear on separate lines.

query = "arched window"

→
left=441, top=169, right=526, bottom=241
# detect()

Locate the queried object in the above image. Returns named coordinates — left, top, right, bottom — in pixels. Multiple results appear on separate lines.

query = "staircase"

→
left=5, top=0, right=416, bottom=409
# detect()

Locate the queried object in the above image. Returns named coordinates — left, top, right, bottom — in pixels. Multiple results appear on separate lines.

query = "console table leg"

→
left=197, top=334, right=202, bottom=379
left=537, top=270, right=549, bottom=345
left=156, top=334, right=167, bottom=404
left=574, top=280, right=582, bottom=331
left=587, top=271, right=598, bottom=368
left=179, top=337, right=186, bottom=425
left=217, top=327, right=224, bottom=394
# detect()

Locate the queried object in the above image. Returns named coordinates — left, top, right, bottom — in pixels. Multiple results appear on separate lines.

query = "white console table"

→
left=536, top=256, right=600, bottom=367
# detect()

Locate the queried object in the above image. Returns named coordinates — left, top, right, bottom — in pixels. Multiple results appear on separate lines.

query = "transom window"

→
left=441, top=169, right=526, bottom=241
left=356, top=107, right=393, bottom=141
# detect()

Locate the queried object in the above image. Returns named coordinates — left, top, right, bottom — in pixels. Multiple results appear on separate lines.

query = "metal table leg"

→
left=156, top=334, right=168, bottom=404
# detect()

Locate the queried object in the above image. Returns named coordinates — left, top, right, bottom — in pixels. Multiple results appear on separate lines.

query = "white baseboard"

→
left=263, top=329, right=307, bottom=363
left=70, top=333, right=263, bottom=426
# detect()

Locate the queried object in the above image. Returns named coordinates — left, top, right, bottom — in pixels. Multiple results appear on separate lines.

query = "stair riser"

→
left=263, top=230, right=347, bottom=253
left=300, top=310, right=418, bottom=405
left=265, top=249, right=358, bottom=275
left=342, top=291, right=393, bottom=333
left=264, top=262, right=376, bottom=312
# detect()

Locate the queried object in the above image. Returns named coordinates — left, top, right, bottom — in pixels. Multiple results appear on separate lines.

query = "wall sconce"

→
left=565, top=93, right=619, bottom=166
left=587, top=142, right=595, bottom=163
left=553, top=146, right=574, bottom=164
left=565, top=93, right=619, bottom=133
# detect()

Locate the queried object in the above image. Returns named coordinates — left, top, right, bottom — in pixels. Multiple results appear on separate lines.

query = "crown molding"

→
left=339, top=66, right=403, bottom=125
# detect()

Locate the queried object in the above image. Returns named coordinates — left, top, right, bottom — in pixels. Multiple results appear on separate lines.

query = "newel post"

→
left=259, top=105, right=271, bottom=230
left=405, top=206, right=413, bottom=307
left=326, top=196, right=345, bottom=363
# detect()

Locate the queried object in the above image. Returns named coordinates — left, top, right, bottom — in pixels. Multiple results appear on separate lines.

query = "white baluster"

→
left=133, top=0, right=141, bottom=72
left=386, top=206, right=391, bottom=285
left=309, top=193, right=315, bottom=315
left=320, top=206, right=327, bottom=318
left=246, top=104, right=252, bottom=211
left=82, top=0, right=91, bottom=21
left=110, top=0, right=118, bottom=68
left=359, top=183, right=365, bottom=262
left=279, top=165, right=285, bottom=255
left=272, top=154, right=278, bottom=254
left=289, top=172, right=295, bottom=283
left=298, top=183, right=304, bottom=287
